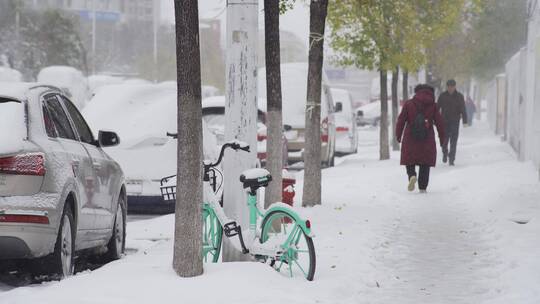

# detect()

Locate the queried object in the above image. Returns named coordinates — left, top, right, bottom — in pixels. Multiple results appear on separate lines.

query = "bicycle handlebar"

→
left=166, top=132, right=249, bottom=168
left=208, top=141, right=250, bottom=168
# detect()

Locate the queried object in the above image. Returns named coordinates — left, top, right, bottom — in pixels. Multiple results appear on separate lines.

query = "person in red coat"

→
left=396, top=84, right=446, bottom=193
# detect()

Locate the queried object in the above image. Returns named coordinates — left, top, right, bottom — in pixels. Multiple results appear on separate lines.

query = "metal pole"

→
left=92, top=0, right=96, bottom=75
left=223, top=0, right=258, bottom=262
left=153, top=0, right=158, bottom=82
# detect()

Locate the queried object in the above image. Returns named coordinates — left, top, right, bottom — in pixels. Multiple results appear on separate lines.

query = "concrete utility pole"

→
left=223, top=0, right=259, bottom=262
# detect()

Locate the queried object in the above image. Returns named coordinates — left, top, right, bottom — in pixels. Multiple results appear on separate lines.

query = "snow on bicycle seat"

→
left=240, top=168, right=272, bottom=189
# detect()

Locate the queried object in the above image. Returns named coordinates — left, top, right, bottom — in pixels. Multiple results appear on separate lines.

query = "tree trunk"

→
left=263, top=0, right=283, bottom=208
left=391, top=67, right=400, bottom=151
left=402, top=69, right=409, bottom=101
left=302, top=0, right=328, bottom=207
left=173, top=0, right=203, bottom=278
left=379, top=69, right=390, bottom=160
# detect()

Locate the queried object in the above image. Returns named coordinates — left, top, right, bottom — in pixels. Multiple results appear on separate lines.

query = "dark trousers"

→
left=443, top=121, right=460, bottom=162
left=406, top=165, right=430, bottom=190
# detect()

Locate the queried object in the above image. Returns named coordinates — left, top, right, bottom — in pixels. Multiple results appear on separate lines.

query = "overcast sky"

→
left=160, top=0, right=310, bottom=48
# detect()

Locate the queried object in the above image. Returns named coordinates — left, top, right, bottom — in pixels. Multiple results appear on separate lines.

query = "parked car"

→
left=201, top=95, right=288, bottom=166
left=356, top=100, right=383, bottom=126
left=259, top=63, right=337, bottom=166
left=37, top=66, right=90, bottom=109
left=0, top=83, right=126, bottom=278
left=331, top=88, right=358, bottom=154
left=83, top=84, right=218, bottom=214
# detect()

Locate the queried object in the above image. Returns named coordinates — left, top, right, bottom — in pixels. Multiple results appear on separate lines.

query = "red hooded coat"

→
left=396, top=89, right=446, bottom=167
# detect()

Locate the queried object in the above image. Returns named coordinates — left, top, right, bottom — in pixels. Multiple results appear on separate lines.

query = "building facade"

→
left=20, top=0, right=160, bottom=24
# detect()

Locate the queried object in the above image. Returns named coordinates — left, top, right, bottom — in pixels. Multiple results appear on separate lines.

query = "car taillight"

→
left=0, top=153, right=46, bottom=176
left=321, top=117, right=329, bottom=143
left=0, top=214, right=49, bottom=224
left=336, top=126, right=349, bottom=132
left=257, top=134, right=267, bottom=141
left=305, top=220, right=311, bottom=229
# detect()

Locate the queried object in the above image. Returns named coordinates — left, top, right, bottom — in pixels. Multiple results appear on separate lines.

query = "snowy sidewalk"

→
left=2, top=121, right=539, bottom=304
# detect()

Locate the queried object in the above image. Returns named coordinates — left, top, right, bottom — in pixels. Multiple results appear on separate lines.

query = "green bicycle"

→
left=161, top=139, right=316, bottom=281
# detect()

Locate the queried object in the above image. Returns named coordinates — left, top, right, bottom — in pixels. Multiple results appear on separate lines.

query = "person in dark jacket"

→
left=396, top=84, right=446, bottom=193
left=437, top=79, right=467, bottom=166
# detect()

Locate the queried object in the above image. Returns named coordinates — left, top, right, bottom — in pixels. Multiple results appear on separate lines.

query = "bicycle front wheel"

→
left=203, top=204, right=222, bottom=263
left=260, top=210, right=316, bottom=281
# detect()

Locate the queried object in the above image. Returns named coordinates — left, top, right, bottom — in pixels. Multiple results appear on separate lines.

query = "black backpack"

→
left=411, top=102, right=429, bottom=140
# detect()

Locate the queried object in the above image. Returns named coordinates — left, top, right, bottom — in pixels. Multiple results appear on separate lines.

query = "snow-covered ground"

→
left=2, top=120, right=539, bottom=304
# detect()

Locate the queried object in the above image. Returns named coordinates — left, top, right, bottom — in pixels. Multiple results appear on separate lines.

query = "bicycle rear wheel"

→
left=260, top=210, right=316, bottom=281
left=203, top=204, right=222, bottom=263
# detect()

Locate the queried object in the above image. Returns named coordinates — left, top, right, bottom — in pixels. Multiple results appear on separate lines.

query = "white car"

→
left=331, top=88, right=358, bottom=154
left=201, top=95, right=288, bottom=166
left=356, top=100, right=383, bottom=126
left=356, top=100, right=401, bottom=127
left=83, top=84, right=218, bottom=214
left=37, top=66, right=90, bottom=109
left=259, top=63, right=337, bottom=166
left=0, top=83, right=125, bottom=278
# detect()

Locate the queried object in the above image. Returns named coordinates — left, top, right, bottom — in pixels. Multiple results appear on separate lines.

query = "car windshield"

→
left=0, top=99, right=26, bottom=155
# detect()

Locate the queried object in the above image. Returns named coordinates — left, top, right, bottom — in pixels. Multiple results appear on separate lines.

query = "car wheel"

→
left=106, top=197, right=126, bottom=260
left=49, top=203, right=75, bottom=278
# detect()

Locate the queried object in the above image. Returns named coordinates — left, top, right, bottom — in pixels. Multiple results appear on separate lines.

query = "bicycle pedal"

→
left=224, top=221, right=240, bottom=237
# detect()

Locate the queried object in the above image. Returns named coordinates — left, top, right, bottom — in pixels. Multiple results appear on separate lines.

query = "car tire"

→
left=106, top=196, right=126, bottom=261
left=46, top=202, right=75, bottom=279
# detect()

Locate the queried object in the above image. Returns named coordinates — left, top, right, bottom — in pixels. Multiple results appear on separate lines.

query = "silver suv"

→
left=0, top=83, right=126, bottom=278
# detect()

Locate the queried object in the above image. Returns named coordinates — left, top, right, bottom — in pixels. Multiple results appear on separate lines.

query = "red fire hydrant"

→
left=282, top=170, right=296, bottom=206
left=282, top=170, right=296, bottom=223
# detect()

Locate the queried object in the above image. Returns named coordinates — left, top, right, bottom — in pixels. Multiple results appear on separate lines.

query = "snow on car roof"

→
left=37, top=66, right=84, bottom=85
left=0, top=67, right=23, bottom=82
left=0, top=82, right=35, bottom=101
left=84, top=83, right=218, bottom=180
left=202, top=95, right=225, bottom=108
left=83, top=84, right=177, bottom=143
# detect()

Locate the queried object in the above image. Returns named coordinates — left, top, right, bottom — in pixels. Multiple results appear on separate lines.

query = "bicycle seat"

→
left=240, top=168, right=272, bottom=190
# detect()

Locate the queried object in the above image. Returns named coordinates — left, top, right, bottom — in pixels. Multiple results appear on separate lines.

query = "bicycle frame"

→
left=203, top=175, right=313, bottom=258
left=162, top=137, right=313, bottom=264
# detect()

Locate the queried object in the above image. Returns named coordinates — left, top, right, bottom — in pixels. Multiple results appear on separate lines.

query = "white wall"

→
left=505, top=48, right=527, bottom=160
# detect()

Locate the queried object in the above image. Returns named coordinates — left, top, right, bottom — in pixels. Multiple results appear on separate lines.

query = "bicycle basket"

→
left=160, top=175, right=176, bottom=203
left=159, top=168, right=222, bottom=204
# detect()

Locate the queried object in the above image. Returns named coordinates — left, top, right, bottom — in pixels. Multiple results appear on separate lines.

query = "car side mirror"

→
left=283, top=124, right=293, bottom=131
left=98, top=130, right=120, bottom=147
left=357, top=110, right=364, bottom=117
left=335, top=102, right=343, bottom=113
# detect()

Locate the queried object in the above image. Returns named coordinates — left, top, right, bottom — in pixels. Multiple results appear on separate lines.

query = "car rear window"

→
left=0, top=98, right=27, bottom=155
